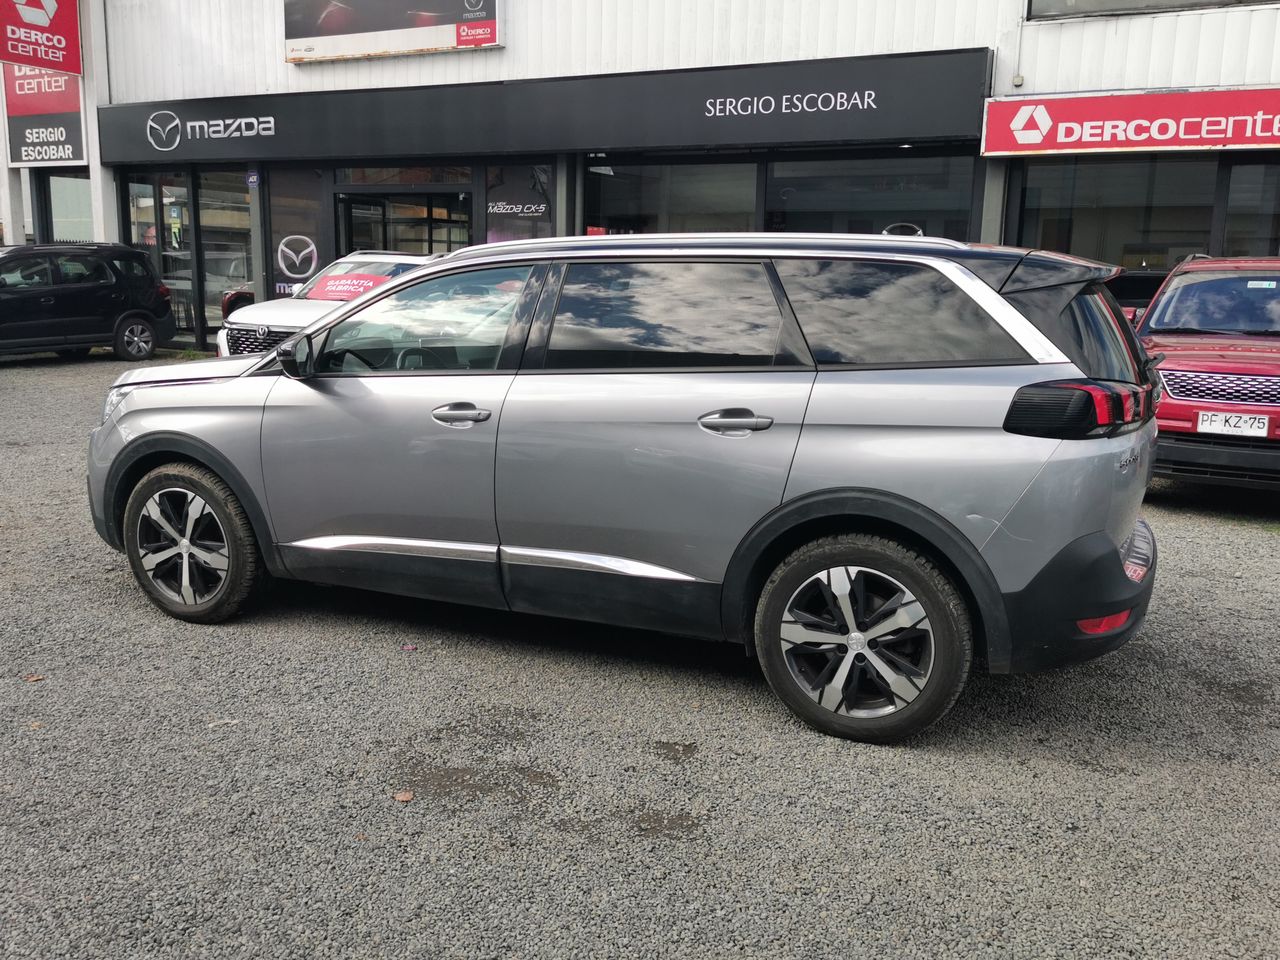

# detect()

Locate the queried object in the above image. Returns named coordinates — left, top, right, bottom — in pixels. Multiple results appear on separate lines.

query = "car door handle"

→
left=432, top=402, right=491, bottom=426
left=39, top=296, right=55, bottom=304
left=697, top=409, right=774, bottom=435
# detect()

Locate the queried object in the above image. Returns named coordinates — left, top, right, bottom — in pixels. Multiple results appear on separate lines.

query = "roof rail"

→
left=1179, top=252, right=1214, bottom=264
left=450, top=231, right=969, bottom=257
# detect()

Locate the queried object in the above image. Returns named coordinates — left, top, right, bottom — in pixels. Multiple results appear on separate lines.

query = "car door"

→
left=0, top=254, right=58, bottom=350
left=494, top=259, right=817, bottom=638
left=52, top=254, right=125, bottom=345
left=260, top=262, right=546, bottom=609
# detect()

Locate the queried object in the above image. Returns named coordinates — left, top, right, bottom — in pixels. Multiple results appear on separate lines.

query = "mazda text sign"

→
left=984, top=87, right=1280, bottom=156
left=0, top=0, right=80, bottom=75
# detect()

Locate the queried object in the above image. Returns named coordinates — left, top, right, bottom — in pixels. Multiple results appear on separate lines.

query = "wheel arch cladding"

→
left=719, top=488, right=1013, bottom=671
left=104, top=433, right=286, bottom=577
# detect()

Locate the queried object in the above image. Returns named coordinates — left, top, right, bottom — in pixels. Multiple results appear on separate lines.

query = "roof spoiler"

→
left=999, top=251, right=1122, bottom=294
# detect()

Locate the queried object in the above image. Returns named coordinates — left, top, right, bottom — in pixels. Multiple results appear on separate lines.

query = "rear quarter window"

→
left=1060, top=286, right=1141, bottom=383
left=773, top=259, right=1028, bottom=367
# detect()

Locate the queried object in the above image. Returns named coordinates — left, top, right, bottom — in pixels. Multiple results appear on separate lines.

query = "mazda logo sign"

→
left=277, top=235, right=318, bottom=280
left=146, top=111, right=182, bottom=152
left=464, top=0, right=483, bottom=10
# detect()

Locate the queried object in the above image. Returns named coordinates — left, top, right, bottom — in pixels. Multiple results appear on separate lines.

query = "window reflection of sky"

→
left=549, top=262, right=783, bottom=362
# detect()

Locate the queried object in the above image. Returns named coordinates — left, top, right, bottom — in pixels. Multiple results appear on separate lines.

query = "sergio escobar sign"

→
left=0, top=0, right=81, bottom=75
left=4, top=61, right=83, bottom=165
left=983, top=87, right=1280, bottom=156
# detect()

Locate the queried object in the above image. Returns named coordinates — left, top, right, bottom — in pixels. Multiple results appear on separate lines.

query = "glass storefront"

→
left=584, top=163, right=757, bottom=234
left=1015, top=155, right=1217, bottom=271
left=765, top=155, right=974, bottom=238
left=47, top=171, right=93, bottom=241
left=1224, top=162, right=1280, bottom=257
left=197, top=171, right=254, bottom=333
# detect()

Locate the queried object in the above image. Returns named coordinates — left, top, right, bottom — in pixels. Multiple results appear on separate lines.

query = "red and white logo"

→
left=985, top=87, right=1280, bottom=156
left=1, top=0, right=80, bottom=74
left=12, top=0, right=56, bottom=27
left=456, top=19, right=495, bottom=47
left=1009, top=104, right=1052, bottom=145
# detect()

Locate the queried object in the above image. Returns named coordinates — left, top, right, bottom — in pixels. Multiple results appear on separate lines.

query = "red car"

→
left=1137, top=257, right=1280, bottom=488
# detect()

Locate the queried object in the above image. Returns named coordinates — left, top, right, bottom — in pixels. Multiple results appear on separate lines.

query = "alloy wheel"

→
left=779, top=565, right=934, bottom=719
left=135, top=488, right=230, bottom=605
left=123, top=323, right=153, bottom=358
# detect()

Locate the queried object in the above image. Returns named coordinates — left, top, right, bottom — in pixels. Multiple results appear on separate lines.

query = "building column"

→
left=81, top=0, right=118, bottom=242
left=979, top=157, right=1008, bottom=245
left=0, top=80, right=24, bottom=243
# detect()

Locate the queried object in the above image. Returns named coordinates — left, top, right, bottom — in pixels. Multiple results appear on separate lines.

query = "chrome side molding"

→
left=287, top=535, right=498, bottom=562
left=499, top=546, right=700, bottom=582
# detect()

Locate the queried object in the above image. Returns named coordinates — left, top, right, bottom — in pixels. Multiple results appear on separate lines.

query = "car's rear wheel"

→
left=56, top=348, right=92, bottom=361
left=114, top=317, right=156, bottom=361
left=754, top=534, right=972, bottom=743
left=122, top=463, right=263, bottom=623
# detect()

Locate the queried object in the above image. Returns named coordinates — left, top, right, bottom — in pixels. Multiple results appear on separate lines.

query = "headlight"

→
left=102, top=385, right=137, bottom=423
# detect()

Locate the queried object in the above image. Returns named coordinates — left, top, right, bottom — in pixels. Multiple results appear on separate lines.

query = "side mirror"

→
left=277, top=334, right=315, bottom=380
left=290, top=283, right=304, bottom=296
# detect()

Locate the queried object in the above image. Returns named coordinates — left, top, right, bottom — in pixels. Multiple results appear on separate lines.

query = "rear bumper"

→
left=1154, top=429, right=1280, bottom=488
left=152, top=309, right=178, bottom=345
left=1000, top=520, right=1156, bottom=673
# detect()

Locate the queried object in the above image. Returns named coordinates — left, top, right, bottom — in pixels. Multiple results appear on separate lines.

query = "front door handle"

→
left=432, top=402, right=491, bottom=427
left=697, top=408, right=775, bottom=436
left=38, top=296, right=55, bottom=304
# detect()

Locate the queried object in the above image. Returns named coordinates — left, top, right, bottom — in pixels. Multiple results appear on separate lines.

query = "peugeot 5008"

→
left=88, top=234, right=1158, bottom=741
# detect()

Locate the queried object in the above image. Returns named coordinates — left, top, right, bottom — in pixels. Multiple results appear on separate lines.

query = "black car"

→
left=0, top=244, right=177, bottom=361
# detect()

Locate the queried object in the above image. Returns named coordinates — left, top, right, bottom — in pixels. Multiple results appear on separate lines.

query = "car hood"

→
left=224, top=296, right=341, bottom=330
left=1143, top=333, right=1280, bottom=376
left=112, top=353, right=265, bottom=388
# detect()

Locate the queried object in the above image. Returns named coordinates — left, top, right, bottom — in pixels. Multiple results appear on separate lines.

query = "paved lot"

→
left=2, top=352, right=1278, bottom=960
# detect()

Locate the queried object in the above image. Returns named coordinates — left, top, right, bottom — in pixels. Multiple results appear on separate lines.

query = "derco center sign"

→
left=0, top=0, right=81, bottom=75
left=984, top=87, right=1280, bottom=155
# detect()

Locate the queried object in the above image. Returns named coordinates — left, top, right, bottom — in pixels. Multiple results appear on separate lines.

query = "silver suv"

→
left=88, top=234, right=1159, bottom=742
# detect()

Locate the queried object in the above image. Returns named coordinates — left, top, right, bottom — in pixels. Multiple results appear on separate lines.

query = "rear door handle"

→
left=38, top=296, right=55, bottom=304
left=697, top=408, right=774, bottom=436
left=432, top=402, right=491, bottom=427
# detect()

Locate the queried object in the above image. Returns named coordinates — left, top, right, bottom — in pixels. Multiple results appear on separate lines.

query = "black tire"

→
left=56, top=348, right=92, bottom=361
left=114, top=316, right=156, bottom=361
left=754, top=534, right=972, bottom=743
left=122, top=463, right=263, bottom=624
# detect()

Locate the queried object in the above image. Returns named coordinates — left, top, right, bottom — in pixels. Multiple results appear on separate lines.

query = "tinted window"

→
left=775, top=259, right=1027, bottom=366
left=113, top=257, right=152, bottom=280
left=1061, top=289, right=1140, bottom=383
left=0, top=255, right=53, bottom=289
left=317, top=265, right=532, bottom=375
left=545, top=262, right=801, bottom=369
left=55, top=254, right=113, bottom=285
left=1142, top=272, right=1280, bottom=336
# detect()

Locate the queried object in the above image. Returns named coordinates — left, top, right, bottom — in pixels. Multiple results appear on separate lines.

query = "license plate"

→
left=1196, top=411, right=1270, bottom=437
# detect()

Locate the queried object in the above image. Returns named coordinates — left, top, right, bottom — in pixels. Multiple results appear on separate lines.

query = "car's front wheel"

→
left=754, top=534, right=972, bottom=743
left=114, top=316, right=156, bottom=361
left=122, top=463, right=263, bottom=623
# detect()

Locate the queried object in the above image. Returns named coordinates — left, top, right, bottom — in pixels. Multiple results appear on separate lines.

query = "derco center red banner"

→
left=983, top=87, right=1280, bottom=156
left=0, top=0, right=81, bottom=75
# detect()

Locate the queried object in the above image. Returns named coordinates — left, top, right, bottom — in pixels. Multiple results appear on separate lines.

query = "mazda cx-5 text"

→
left=88, top=234, right=1158, bottom=742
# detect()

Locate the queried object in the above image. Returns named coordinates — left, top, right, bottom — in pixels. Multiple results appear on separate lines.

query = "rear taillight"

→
left=1076, top=610, right=1132, bottom=635
left=157, top=283, right=171, bottom=300
left=1004, top=379, right=1154, bottom=440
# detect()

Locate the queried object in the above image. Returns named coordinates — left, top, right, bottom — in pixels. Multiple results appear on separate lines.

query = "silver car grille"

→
left=226, top=326, right=291, bottom=355
left=1160, top=370, right=1280, bottom=406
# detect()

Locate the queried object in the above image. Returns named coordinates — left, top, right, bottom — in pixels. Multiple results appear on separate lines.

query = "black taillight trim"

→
left=1004, top=379, right=1154, bottom=440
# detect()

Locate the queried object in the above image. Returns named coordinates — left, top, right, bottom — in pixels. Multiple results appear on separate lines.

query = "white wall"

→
left=103, top=0, right=1280, bottom=106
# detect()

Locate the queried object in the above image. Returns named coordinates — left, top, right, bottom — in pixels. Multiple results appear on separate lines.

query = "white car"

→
left=215, top=251, right=436, bottom=356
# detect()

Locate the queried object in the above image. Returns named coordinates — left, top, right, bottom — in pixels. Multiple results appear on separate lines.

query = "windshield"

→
left=295, top=259, right=424, bottom=301
left=1141, top=271, right=1280, bottom=336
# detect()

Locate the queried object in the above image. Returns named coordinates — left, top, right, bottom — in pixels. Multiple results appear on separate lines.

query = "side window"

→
left=0, top=255, right=53, bottom=290
left=1059, top=287, right=1140, bottom=384
left=55, top=254, right=114, bottom=285
left=112, top=257, right=152, bottom=281
left=775, top=259, right=1029, bottom=367
left=316, top=265, right=533, bottom=375
left=544, top=261, right=807, bottom=370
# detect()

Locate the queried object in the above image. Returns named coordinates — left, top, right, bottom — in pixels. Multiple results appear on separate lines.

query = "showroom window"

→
left=123, top=171, right=198, bottom=337
left=1028, top=0, right=1271, bottom=17
left=583, top=163, right=756, bottom=234
left=486, top=164, right=555, bottom=243
left=765, top=156, right=974, bottom=238
left=1224, top=163, right=1280, bottom=257
left=1014, top=156, right=1216, bottom=270
left=197, top=171, right=255, bottom=334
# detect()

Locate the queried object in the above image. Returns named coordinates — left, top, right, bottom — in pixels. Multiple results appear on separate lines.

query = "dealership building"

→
left=3, top=0, right=1280, bottom=349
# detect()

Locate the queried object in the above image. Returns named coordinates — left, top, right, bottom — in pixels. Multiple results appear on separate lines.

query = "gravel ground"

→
left=2, top=352, right=1278, bottom=960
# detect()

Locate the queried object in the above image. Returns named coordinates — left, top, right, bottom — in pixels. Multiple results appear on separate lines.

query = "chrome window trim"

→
left=287, top=535, right=497, bottom=562
left=500, top=546, right=702, bottom=582
left=250, top=245, right=1070, bottom=375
